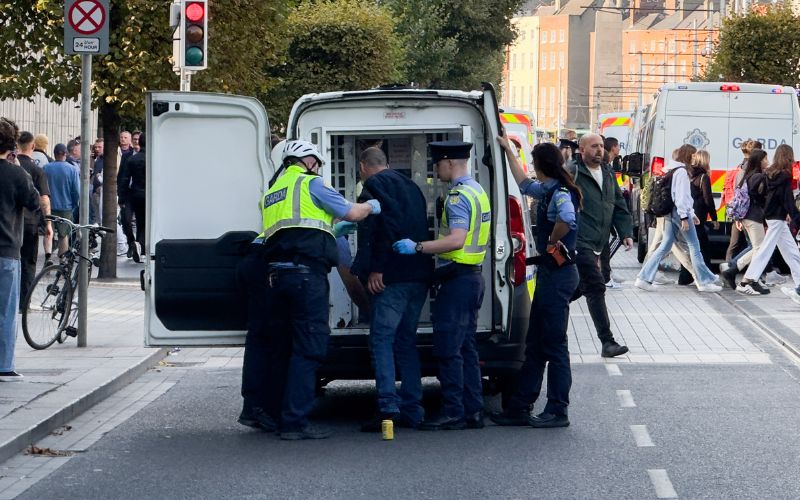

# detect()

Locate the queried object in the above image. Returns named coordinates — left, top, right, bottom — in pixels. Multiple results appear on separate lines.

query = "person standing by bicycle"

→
left=43, top=144, right=80, bottom=258
left=0, top=117, right=40, bottom=382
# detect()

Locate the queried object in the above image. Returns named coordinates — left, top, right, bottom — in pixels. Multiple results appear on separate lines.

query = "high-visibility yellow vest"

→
left=261, top=165, right=334, bottom=241
left=439, top=182, right=491, bottom=265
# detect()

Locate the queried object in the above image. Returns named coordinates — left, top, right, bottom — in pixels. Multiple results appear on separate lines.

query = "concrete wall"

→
left=565, top=11, right=596, bottom=129
left=590, top=6, right=624, bottom=122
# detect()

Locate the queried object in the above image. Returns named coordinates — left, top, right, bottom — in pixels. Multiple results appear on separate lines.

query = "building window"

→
left=542, top=31, right=547, bottom=43
left=650, top=40, right=656, bottom=52
left=629, top=99, right=636, bottom=109
left=630, top=40, right=637, bottom=54
left=521, top=54, right=526, bottom=69
left=549, top=87, right=555, bottom=117
left=530, top=53, right=536, bottom=69
left=532, top=29, right=537, bottom=40
left=541, top=53, right=547, bottom=69
left=658, top=41, right=664, bottom=52
left=559, top=52, right=565, bottom=69
left=668, top=39, right=676, bottom=52
left=681, top=42, right=687, bottom=52
left=541, top=88, right=547, bottom=114
left=559, top=30, right=565, bottom=42
left=530, top=87, right=535, bottom=109
left=550, top=52, right=556, bottom=69
left=511, top=86, right=516, bottom=106
left=512, top=54, right=517, bottom=70
left=680, top=61, right=686, bottom=76
left=520, top=31, right=526, bottom=41
left=550, top=30, right=556, bottom=42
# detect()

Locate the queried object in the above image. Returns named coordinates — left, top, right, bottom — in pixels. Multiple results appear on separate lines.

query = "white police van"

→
left=626, top=82, right=800, bottom=261
left=143, top=85, right=536, bottom=393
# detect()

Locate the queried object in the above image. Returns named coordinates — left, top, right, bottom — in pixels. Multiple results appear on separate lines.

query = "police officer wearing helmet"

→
left=238, top=140, right=380, bottom=440
left=393, top=140, right=490, bottom=430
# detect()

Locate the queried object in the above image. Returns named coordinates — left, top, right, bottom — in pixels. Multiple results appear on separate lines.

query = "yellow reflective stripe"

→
left=454, top=185, right=487, bottom=253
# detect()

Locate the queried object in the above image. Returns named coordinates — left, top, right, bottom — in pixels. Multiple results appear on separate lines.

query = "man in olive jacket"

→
left=568, top=134, right=633, bottom=358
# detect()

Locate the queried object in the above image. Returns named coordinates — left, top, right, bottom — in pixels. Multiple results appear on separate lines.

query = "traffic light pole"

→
left=77, top=53, right=92, bottom=347
left=179, top=67, right=192, bottom=91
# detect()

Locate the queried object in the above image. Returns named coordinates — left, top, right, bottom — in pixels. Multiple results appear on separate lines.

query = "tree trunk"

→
left=98, top=102, right=120, bottom=279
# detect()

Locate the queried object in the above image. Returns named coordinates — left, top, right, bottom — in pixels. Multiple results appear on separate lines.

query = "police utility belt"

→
left=434, top=262, right=482, bottom=284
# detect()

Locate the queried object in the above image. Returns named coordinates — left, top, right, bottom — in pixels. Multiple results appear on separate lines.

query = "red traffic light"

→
left=185, top=2, right=204, bottom=22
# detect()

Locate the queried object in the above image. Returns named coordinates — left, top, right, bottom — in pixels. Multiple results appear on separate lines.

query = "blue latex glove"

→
left=366, top=199, right=381, bottom=215
left=393, top=239, right=417, bottom=255
left=333, top=221, right=357, bottom=237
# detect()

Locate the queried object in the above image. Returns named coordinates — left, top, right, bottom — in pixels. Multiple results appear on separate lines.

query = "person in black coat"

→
left=118, top=133, right=146, bottom=262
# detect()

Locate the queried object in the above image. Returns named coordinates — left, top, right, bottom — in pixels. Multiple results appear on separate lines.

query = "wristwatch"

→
left=415, top=241, right=424, bottom=253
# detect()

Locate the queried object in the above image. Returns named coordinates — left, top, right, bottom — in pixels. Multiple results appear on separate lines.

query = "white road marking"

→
left=648, top=469, right=678, bottom=498
left=630, top=425, right=654, bottom=447
left=605, top=364, right=622, bottom=376
left=617, top=389, right=636, bottom=407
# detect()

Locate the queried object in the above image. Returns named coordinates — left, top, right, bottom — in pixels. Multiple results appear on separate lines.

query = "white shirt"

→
left=664, top=160, right=694, bottom=219
left=587, top=165, right=603, bottom=188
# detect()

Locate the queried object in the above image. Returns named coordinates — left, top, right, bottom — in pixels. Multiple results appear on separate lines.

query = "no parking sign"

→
left=64, top=0, right=110, bottom=54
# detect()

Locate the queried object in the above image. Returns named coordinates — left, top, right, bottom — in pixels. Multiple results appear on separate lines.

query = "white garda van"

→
left=627, top=82, right=800, bottom=261
left=144, top=85, right=536, bottom=393
left=597, top=111, right=634, bottom=156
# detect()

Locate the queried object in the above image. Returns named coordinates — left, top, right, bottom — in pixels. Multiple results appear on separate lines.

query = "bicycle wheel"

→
left=22, top=264, right=73, bottom=350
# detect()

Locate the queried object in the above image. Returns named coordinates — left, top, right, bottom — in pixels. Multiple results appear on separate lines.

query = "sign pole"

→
left=77, top=53, right=92, bottom=347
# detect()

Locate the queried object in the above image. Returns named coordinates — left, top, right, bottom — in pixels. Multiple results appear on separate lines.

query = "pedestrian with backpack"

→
left=677, top=150, right=719, bottom=285
left=719, top=150, right=768, bottom=293
left=635, top=144, right=721, bottom=292
left=736, top=145, right=800, bottom=300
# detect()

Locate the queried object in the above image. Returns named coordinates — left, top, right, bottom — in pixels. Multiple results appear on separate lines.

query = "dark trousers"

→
left=432, top=271, right=485, bottom=419
left=573, top=248, right=614, bottom=344
left=600, top=241, right=611, bottom=283
left=120, top=203, right=136, bottom=247
left=239, top=249, right=331, bottom=431
left=508, top=264, right=579, bottom=416
left=132, top=197, right=146, bottom=247
left=20, top=224, right=39, bottom=304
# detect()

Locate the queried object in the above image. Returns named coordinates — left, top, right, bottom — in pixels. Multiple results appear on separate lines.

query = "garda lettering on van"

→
left=732, top=137, right=788, bottom=150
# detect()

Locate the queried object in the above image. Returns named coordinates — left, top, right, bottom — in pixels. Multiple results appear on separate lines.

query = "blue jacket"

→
left=44, top=161, right=80, bottom=211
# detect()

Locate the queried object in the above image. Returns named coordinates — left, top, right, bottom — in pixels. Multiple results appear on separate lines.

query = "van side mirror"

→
left=624, top=152, right=643, bottom=177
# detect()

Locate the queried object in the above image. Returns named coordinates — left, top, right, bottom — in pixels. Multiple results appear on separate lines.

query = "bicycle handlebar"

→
left=44, top=215, right=114, bottom=234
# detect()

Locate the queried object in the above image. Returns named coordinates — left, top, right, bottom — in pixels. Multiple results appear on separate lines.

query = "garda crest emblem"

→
left=684, top=129, right=710, bottom=149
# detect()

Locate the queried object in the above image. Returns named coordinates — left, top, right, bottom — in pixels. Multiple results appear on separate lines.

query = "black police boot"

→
left=279, top=424, right=333, bottom=441
left=238, top=407, right=278, bottom=432
left=465, top=411, right=485, bottom=429
left=237, top=408, right=278, bottom=432
left=360, top=412, right=399, bottom=433
left=418, top=415, right=466, bottom=431
left=528, top=412, right=570, bottom=428
left=601, top=340, right=629, bottom=358
left=489, top=409, right=529, bottom=427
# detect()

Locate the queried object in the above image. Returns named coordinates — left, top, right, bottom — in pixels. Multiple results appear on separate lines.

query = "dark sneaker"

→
left=126, top=245, right=134, bottom=259
left=0, top=371, right=24, bottom=382
left=131, top=243, right=141, bottom=263
left=418, top=415, right=466, bottom=431
left=280, top=424, right=333, bottom=441
left=489, top=409, right=529, bottom=427
left=360, top=412, right=399, bottom=433
left=720, top=267, right=738, bottom=290
left=238, top=407, right=278, bottom=432
left=465, top=411, right=485, bottom=429
left=395, top=413, right=423, bottom=429
left=601, top=341, right=629, bottom=358
left=529, top=412, right=570, bottom=428
left=737, top=281, right=770, bottom=295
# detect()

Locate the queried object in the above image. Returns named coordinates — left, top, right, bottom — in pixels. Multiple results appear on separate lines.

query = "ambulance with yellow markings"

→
left=626, top=82, right=800, bottom=262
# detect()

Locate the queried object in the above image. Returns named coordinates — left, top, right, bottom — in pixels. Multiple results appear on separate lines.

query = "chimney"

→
left=678, top=0, right=686, bottom=20
left=555, top=0, right=562, bottom=12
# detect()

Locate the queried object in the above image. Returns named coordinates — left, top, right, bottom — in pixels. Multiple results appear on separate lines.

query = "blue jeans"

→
left=369, top=281, right=427, bottom=422
left=0, top=257, right=21, bottom=372
left=639, top=211, right=716, bottom=285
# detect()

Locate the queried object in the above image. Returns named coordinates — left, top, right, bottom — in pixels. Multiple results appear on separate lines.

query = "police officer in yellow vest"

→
left=238, top=140, right=379, bottom=440
left=393, top=141, right=490, bottom=430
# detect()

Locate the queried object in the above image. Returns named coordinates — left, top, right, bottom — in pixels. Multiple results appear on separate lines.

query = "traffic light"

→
left=180, top=0, right=207, bottom=70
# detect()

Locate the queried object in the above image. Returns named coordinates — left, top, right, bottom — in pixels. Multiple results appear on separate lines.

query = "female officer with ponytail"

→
left=491, top=132, right=582, bottom=429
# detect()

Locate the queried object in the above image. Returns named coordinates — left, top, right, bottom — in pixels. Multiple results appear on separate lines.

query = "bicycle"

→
left=21, top=216, right=113, bottom=349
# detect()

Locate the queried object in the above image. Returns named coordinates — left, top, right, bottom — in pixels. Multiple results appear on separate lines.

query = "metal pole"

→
left=77, top=54, right=92, bottom=347
left=556, top=63, right=562, bottom=139
left=692, top=19, right=698, bottom=79
left=638, top=51, right=643, bottom=107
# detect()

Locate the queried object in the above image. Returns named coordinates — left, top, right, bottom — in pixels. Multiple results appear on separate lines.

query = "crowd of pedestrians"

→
left=0, top=116, right=146, bottom=382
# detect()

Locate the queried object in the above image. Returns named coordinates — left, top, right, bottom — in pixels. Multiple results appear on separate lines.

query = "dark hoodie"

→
left=763, top=171, right=800, bottom=224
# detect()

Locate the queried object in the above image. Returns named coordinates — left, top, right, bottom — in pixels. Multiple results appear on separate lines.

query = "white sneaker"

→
left=605, top=279, right=623, bottom=290
left=719, top=262, right=730, bottom=273
left=781, top=286, right=800, bottom=305
left=634, top=278, right=656, bottom=291
left=764, top=271, right=787, bottom=286
left=0, top=371, right=24, bottom=382
left=696, top=282, right=722, bottom=293
left=653, top=272, right=674, bottom=285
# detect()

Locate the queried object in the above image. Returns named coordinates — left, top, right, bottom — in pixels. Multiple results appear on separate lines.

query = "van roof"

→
left=295, top=88, right=484, bottom=105
left=659, top=82, right=796, bottom=94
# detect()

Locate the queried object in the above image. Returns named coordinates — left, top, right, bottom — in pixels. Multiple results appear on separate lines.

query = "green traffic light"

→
left=186, top=47, right=204, bottom=66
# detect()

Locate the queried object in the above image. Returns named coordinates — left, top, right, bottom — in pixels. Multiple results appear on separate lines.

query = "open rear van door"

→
left=145, top=92, right=273, bottom=346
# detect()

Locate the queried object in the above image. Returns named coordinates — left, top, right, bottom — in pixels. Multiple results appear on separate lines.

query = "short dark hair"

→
left=359, top=147, right=387, bottom=168
left=603, top=136, right=619, bottom=151
left=67, top=139, right=80, bottom=153
left=137, top=132, right=146, bottom=149
left=18, top=131, right=34, bottom=147
left=132, top=130, right=141, bottom=137
left=0, top=118, right=20, bottom=154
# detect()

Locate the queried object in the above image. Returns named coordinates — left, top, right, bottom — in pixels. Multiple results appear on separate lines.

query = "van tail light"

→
left=508, top=196, right=526, bottom=287
left=720, top=84, right=740, bottom=92
left=651, top=156, right=665, bottom=176
left=792, top=161, right=800, bottom=190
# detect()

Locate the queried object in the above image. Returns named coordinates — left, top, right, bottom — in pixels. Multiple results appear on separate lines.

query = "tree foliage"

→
left=385, top=0, right=522, bottom=89
left=264, top=0, right=404, bottom=129
left=703, top=5, right=800, bottom=86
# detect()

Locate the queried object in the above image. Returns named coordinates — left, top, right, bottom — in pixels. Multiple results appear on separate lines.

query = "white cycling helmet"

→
left=282, top=140, right=323, bottom=165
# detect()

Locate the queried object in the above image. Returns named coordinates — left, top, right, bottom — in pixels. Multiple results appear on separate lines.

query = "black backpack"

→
left=647, top=167, right=683, bottom=217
